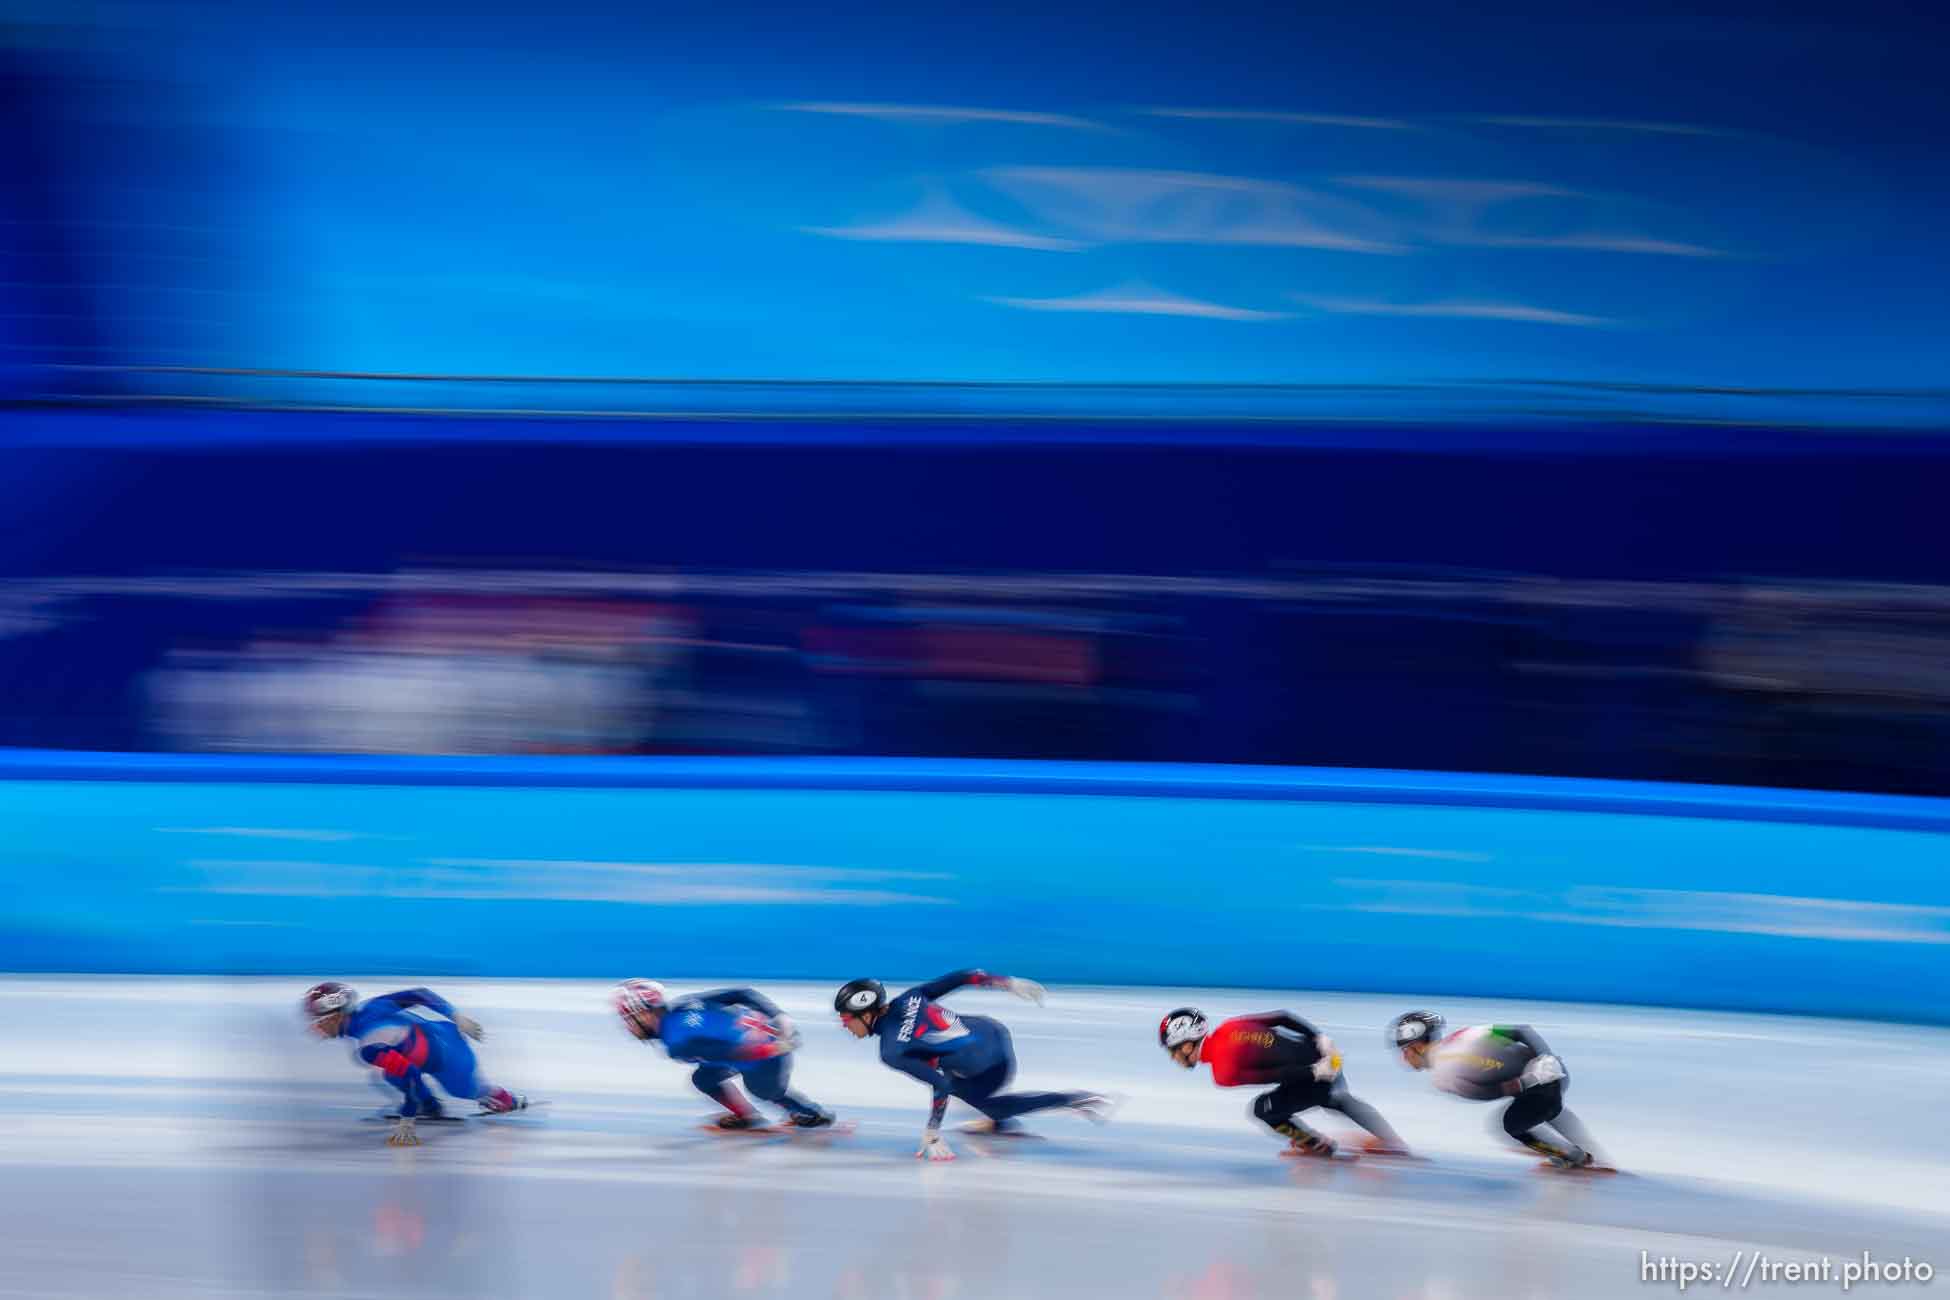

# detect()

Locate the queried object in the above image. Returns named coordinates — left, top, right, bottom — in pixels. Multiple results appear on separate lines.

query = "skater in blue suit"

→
left=614, top=979, right=835, bottom=1131
left=835, top=969, right=1113, bottom=1161
left=302, top=981, right=528, bottom=1145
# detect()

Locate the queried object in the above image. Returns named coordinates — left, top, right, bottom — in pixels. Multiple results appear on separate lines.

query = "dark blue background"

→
left=2, top=411, right=1939, bottom=579
left=2, top=408, right=1944, bottom=795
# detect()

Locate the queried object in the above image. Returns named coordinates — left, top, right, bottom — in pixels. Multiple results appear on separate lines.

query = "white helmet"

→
left=1158, top=1007, right=1209, bottom=1050
left=613, top=979, right=666, bottom=1037
left=1388, top=1010, right=1445, bottom=1047
left=301, top=981, right=356, bottom=1020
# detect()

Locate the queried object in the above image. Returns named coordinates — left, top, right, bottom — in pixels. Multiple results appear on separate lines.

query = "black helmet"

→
left=1388, top=1010, right=1445, bottom=1048
left=834, top=978, right=887, bottom=1016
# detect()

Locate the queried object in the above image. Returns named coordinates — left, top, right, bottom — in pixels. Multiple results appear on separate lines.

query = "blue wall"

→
left=3, top=753, right=1944, bottom=1022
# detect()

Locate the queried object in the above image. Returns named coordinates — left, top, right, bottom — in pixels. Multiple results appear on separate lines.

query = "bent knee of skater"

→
left=1502, top=1110, right=1539, bottom=1140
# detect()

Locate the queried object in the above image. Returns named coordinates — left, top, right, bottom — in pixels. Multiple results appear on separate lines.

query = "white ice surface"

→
left=0, top=977, right=1944, bottom=1299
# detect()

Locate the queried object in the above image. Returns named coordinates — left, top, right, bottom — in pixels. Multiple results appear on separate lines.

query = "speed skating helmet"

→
left=614, top=979, right=667, bottom=1037
left=301, top=981, right=356, bottom=1030
left=1387, top=1009, right=1445, bottom=1048
left=1159, top=1007, right=1208, bottom=1049
left=834, top=978, right=886, bottom=1017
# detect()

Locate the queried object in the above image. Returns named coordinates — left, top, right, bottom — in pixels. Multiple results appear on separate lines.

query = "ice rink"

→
left=1, top=977, right=1943, bottom=1299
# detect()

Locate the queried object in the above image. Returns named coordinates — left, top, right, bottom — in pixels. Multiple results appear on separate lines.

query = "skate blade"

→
left=959, top=1124, right=1046, bottom=1141
left=473, top=1099, right=549, bottom=1118
left=698, top=1120, right=786, bottom=1137
left=1071, top=1093, right=1126, bottom=1126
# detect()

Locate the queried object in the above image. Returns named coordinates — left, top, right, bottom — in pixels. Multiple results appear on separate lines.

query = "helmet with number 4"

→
left=833, top=978, right=886, bottom=1017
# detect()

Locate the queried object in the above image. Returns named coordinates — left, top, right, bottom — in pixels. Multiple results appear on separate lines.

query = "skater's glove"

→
left=1003, top=977, right=1046, bottom=1006
left=773, top=1014, right=803, bottom=1051
left=454, top=1014, right=485, bottom=1042
left=1518, top=1054, right=1565, bottom=1090
left=387, top=1117, right=420, bottom=1147
left=1310, top=1035, right=1342, bottom=1082
left=916, top=1131, right=957, bottom=1162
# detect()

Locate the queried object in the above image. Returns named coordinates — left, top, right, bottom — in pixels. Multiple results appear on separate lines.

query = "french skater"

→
left=1159, top=1006, right=1409, bottom=1158
left=614, top=979, right=836, bottom=1132
left=836, top=970, right=1113, bottom=1161
left=301, top=982, right=529, bottom=1146
left=1389, top=1010, right=1612, bottom=1171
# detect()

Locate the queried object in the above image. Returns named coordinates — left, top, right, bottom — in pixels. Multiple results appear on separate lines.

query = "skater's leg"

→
left=944, top=1021, right=1017, bottom=1123
left=420, top=1020, right=522, bottom=1113
left=948, top=1058, right=1014, bottom=1121
left=945, top=1024, right=1094, bottom=1125
left=739, top=1056, right=828, bottom=1123
left=1545, top=1105, right=1604, bottom=1163
left=691, top=1064, right=758, bottom=1121
left=1322, top=1078, right=1406, bottom=1147
left=377, top=1070, right=419, bottom=1115
left=409, top=1075, right=443, bottom=1117
left=967, top=1086, right=1096, bottom=1121
left=418, top=1021, right=478, bottom=1096
left=1251, top=1081, right=1335, bottom=1152
left=1502, top=1081, right=1586, bottom=1163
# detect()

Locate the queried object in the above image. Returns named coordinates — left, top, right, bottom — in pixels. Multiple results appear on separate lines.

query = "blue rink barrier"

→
left=1, top=751, right=1945, bottom=1023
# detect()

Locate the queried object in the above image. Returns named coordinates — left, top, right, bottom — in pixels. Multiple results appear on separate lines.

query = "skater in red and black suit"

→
left=1160, top=1007, right=1409, bottom=1158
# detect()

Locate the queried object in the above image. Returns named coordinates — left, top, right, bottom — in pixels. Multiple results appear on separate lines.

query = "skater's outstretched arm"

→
left=377, top=987, right=484, bottom=1041
left=910, top=970, right=999, bottom=999
left=382, top=988, right=458, bottom=1018
left=912, top=970, right=1045, bottom=1004
left=696, top=988, right=782, bottom=1018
